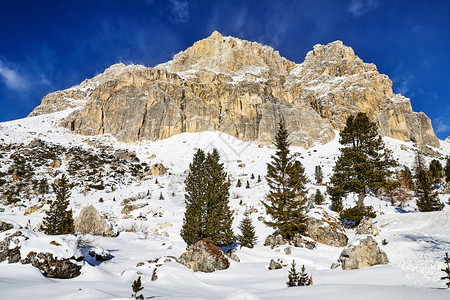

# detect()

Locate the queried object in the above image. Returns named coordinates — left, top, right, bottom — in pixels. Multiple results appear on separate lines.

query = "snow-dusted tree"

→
left=181, top=149, right=233, bottom=247
left=42, top=174, right=74, bottom=235
left=314, top=189, right=325, bottom=205
left=131, top=276, right=144, bottom=300
left=286, top=260, right=300, bottom=287
left=442, top=252, right=450, bottom=288
left=262, top=121, right=308, bottom=240
left=237, top=210, right=257, bottom=248
left=298, top=264, right=312, bottom=286
left=414, top=167, right=444, bottom=212
left=314, top=165, right=323, bottom=184
left=328, top=113, right=396, bottom=210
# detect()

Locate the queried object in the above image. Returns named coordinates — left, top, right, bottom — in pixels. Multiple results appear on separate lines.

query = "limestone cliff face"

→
left=29, top=31, right=439, bottom=148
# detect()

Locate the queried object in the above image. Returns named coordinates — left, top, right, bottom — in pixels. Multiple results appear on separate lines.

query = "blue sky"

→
left=1, top=0, right=449, bottom=138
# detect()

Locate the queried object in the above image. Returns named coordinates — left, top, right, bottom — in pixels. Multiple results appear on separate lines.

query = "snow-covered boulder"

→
left=0, top=230, right=83, bottom=278
left=74, top=205, right=116, bottom=237
left=355, top=218, right=380, bottom=236
left=151, top=163, right=167, bottom=175
left=179, top=240, right=230, bottom=272
left=306, top=208, right=348, bottom=247
left=337, top=236, right=389, bottom=270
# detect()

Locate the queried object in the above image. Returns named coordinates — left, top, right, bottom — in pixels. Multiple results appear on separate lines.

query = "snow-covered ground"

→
left=0, top=111, right=449, bottom=299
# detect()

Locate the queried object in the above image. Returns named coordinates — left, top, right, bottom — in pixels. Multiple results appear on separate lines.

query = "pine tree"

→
left=237, top=210, right=257, bottom=248
left=246, top=180, right=250, bottom=189
left=286, top=260, right=300, bottom=287
left=236, top=179, right=242, bottom=187
left=314, top=189, right=325, bottom=205
left=441, top=252, right=450, bottom=288
left=251, top=173, right=255, bottom=180
left=155, top=178, right=158, bottom=184
left=414, top=168, right=444, bottom=212
left=131, top=276, right=144, bottom=300
left=429, top=159, right=443, bottom=183
left=181, top=149, right=234, bottom=247
left=298, top=264, right=312, bottom=286
left=444, top=157, right=450, bottom=183
left=262, top=121, right=308, bottom=241
left=328, top=113, right=396, bottom=210
left=159, top=192, right=164, bottom=200
left=42, top=174, right=74, bottom=235
left=314, top=165, right=323, bottom=184
left=257, top=175, right=261, bottom=183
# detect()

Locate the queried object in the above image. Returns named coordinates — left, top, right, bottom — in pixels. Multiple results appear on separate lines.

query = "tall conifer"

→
left=262, top=121, right=308, bottom=240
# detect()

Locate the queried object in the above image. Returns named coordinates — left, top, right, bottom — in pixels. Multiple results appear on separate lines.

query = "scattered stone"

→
left=136, top=262, right=145, bottom=267
left=355, top=218, right=380, bottom=236
left=226, top=250, right=240, bottom=262
left=74, top=205, right=116, bottom=237
left=264, top=234, right=287, bottom=249
left=258, top=216, right=265, bottom=222
left=268, top=259, right=283, bottom=270
left=400, top=144, right=407, bottom=151
left=179, top=240, right=230, bottom=272
left=337, top=236, right=389, bottom=270
left=88, top=247, right=111, bottom=261
left=238, top=163, right=246, bottom=168
left=306, top=213, right=348, bottom=247
left=0, top=220, right=13, bottom=232
left=50, top=240, right=62, bottom=246
left=151, top=164, right=167, bottom=175
left=284, top=247, right=292, bottom=255
left=24, top=204, right=44, bottom=215
left=157, top=222, right=173, bottom=229
left=51, top=160, right=61, bottom=168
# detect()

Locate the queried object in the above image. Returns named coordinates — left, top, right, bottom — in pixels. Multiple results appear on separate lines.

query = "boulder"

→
left=74, top=205, right=116, bottom=237
left=268, top=259, right=283, bottom=270
left=337, top=236, right=389, bottom=270
left=306, top=213, right=348, bottom=247
left=21, top=252, right=82, bottom=279
left=0, top=220, right=13, bottom=232
left=88, top=247, right=111, bottom=261
left=151, top=164, right=167, bottom=175
left=355, top=218, right=380, bottom=236
left=51, top=160, right=61, bottom=168
left=264, top=233, right=316, bottom=249
left=264, top=234, right=287, bottom=249
left=226, top=249, right=240, bottom=262
left=179, top=240, right=230, bottom=272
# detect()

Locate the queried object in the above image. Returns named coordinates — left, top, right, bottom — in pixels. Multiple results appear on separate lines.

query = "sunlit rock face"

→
left=29, top=31, right=439, bottom=148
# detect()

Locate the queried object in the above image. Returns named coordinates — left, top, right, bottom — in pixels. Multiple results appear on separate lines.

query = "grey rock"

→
left=264, top=234, right=287, bottom=249
left=22, top=252, right=82, bottom=279
left=284, top=247, right=292, bottom=255
left=0, top=220, right=13, bottom=232
left=355, top=218, right=380, bottom=236
left=151, top=164, right=167, bottom=175
left=338, top=236, right=389, bottom=270
left=226, top=249, right=240, bottom=262
left=179, top=240, right=230, bottom=272
left=268, top=259, right=282, bottom=270
left=74, top=205, right=116, bottom=237
left=306, top=213, right=348, bottom=247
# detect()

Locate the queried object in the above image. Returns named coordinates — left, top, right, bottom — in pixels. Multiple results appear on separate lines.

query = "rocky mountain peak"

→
left=28, top=34, right=440, bottom=148
left=157, top=31, right=295, bottom=82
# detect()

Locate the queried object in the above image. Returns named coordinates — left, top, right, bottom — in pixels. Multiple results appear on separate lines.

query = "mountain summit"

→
left=29, top=32, right=439, bottom=148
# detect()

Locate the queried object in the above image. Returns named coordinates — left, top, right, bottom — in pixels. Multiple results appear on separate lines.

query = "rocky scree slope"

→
left=29, top=31, right=439, bottom=148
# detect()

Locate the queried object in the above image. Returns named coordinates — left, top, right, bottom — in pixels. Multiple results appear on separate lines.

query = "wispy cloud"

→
left=348, top=0, right=379, bottom=17
left=0, top=59, right=28, bottom=91
left=434, top=117, right=450, bottom=135
left=392, top=73, right=414, bottom=95
left=168, top=0, right=189, bottom=24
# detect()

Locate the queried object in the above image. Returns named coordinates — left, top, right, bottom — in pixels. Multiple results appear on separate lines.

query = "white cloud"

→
left=0, top=59, right=27, bottom=91
left=168, top=0, right=189, bottom=24
left=392, top=73, right=414, bottom=95
left=348, top=0, right=379, bottom=17
left=434, top=117, right=450, bottom=134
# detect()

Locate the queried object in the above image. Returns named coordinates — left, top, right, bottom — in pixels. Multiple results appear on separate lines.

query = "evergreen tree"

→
left=181, top=149, right=234, bottom=247
left=237, top=210, right=257, bottom=248
left=159, top=192, right=164, bottom=200
left=314, top=189, right=325, bottom=205
left=298, top=264, right=312, bottom=286
left=328, top=113, right=396, bottom=210
left=429, top=159, right=443, bottom=184
left=250, top=173, right=255, bottom=180
left=155, top=178, right=158, bottom=184
left=262, top=121, right=308, bottom=241
left=246, top=180, right=250, bottom=189
left=286, top=260, right=300, bottom=287
left=414, top=168, right=444, bottom=212
left=444, top=157, right=450, bottom=183
left=257, top=175, right=262, bottom=183
left=42, top=174, right=74, bottom=235
left=236, top=179, right=242, bottom=187
left=441, top=252, right=450, bottom=288
left=131, top=276, right=144, bottom=300
left=314, top=165, right=323, bottom=184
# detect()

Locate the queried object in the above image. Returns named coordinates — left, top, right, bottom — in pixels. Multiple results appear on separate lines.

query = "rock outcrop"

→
left=74, top=205, right=116, bottom=237
left=29, top=32, right=439, bottom=148
left=337, top=236, right=389, bottom=270
left=179, top=240, right=230, bottom=272
left=355, top=218, right=380, bottom=236
left=306, top=209, right=348, bottom=247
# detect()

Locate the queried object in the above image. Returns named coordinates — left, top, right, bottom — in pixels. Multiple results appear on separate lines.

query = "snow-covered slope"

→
left=0, top=110, right=449, bottom=299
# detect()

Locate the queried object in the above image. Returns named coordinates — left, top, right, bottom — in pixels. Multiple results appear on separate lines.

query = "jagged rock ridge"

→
left=29, top=31, right=439, bottom=148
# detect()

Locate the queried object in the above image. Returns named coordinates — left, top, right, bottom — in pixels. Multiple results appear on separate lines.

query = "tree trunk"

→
left=357, top=188, right=366, bottom=209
